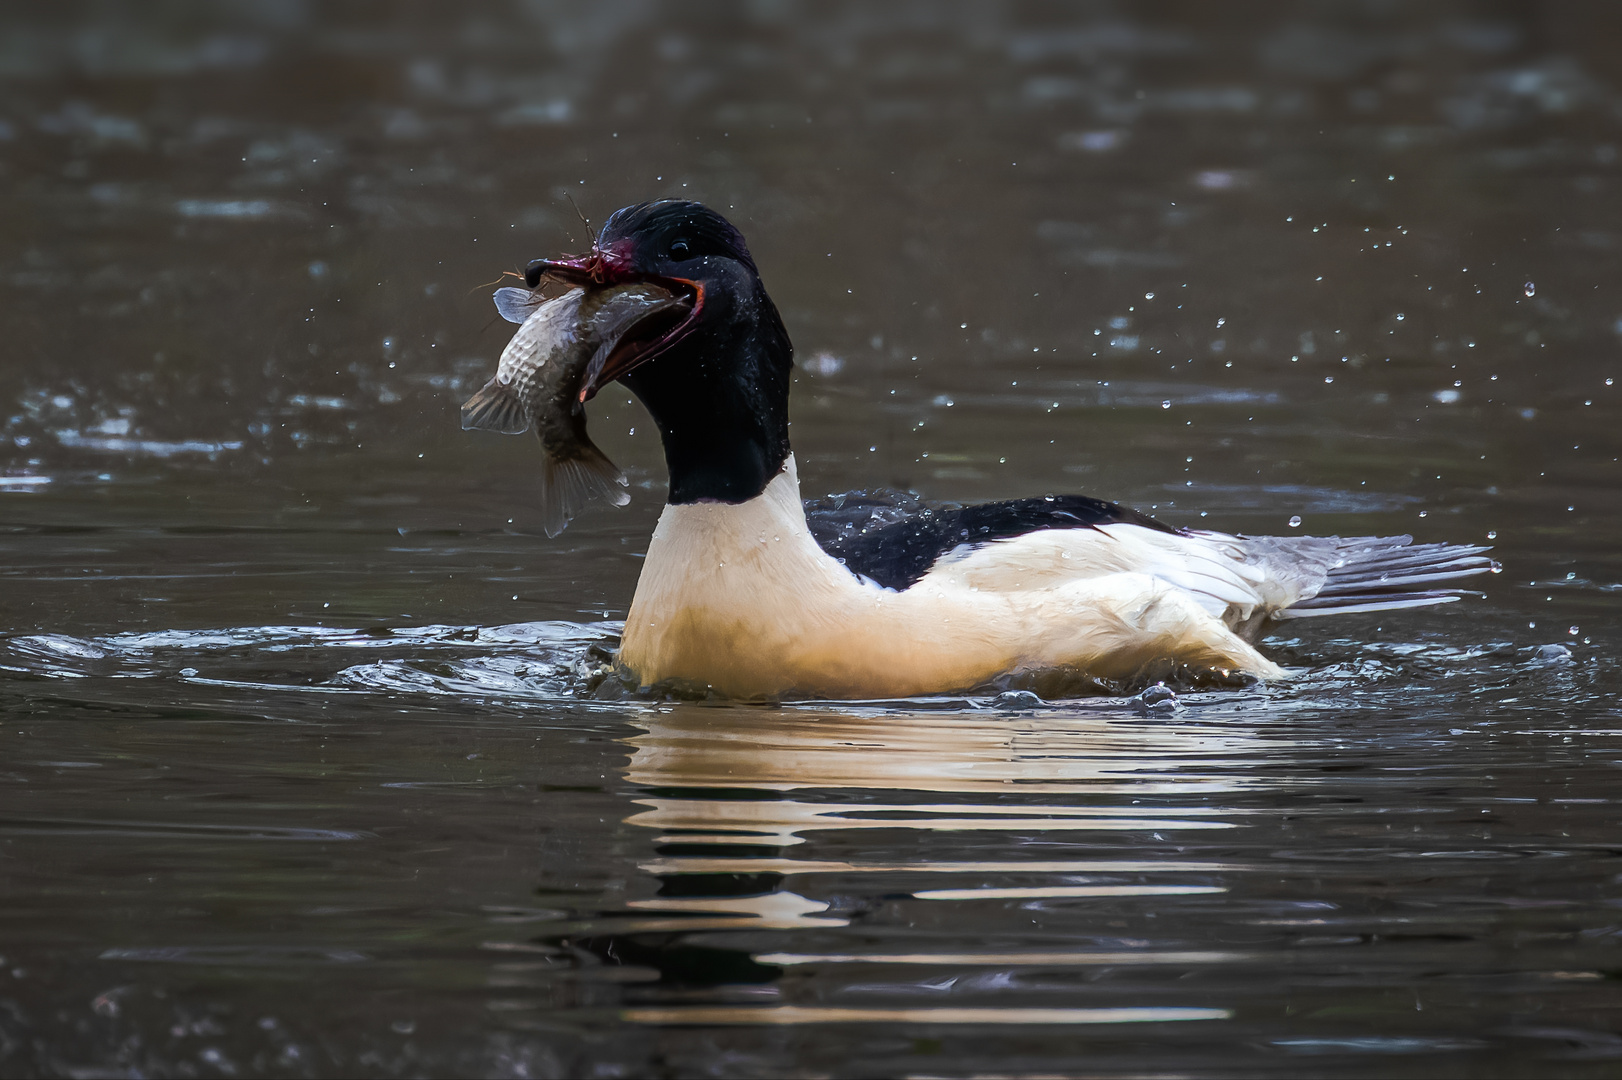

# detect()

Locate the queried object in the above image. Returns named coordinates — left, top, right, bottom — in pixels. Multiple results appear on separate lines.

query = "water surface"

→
left=2, top=3, right=1621, bottom=1076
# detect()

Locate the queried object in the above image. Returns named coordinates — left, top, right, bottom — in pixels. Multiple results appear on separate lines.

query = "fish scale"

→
left=462, top=282, right=689, bottom=537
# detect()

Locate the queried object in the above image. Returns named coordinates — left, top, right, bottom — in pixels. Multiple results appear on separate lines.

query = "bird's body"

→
left=620, top=455, right=1282, bottom=698
left=520, top=200, right=1496, bottom=700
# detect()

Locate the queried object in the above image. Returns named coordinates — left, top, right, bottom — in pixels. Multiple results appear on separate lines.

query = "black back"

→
left=808, top=492, right=1180, bottom=591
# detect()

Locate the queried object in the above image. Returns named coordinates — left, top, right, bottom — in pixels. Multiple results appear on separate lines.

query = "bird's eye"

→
left=668, top=238, right=692, bottom=260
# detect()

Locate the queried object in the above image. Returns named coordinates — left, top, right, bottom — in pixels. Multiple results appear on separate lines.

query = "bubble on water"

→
left=1288, top=515, right=1302, bottom=528
left=1136, top=683, right=1181, bottom=716
left=1161, top=400, right=1171, bottom=409
left=1524, top=281, right=1535, bottom=297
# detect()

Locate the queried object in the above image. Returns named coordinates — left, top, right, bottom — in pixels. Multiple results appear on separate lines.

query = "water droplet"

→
left=1524, top=281, right=1535, bottom=297
left=1288, top=515, right=1302, bottom=528
left=1144, top=292, right=1155, bottom=300
left=1161, top=400, right=1171, bottom=409
left=1569, top=626, right=1580, bottom=636
left=1487, top=529, right=1498, bottom=539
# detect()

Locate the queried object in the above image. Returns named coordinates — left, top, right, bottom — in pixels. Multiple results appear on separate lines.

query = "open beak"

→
left=525, top=251, right=705, bottom=403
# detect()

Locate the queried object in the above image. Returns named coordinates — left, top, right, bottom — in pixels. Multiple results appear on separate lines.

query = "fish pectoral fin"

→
left=461, top=378, right=530, bottom=435
left=493, top=286, right=544, bottom=324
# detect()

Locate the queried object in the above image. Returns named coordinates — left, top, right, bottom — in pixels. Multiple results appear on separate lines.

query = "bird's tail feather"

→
left=1276, top=537, right=1497, bottom=619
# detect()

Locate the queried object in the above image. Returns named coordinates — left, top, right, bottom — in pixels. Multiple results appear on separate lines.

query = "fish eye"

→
left=668, top=238, right=692, bottom=260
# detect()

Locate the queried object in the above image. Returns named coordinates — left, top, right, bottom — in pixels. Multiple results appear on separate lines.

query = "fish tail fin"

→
left=537, top=444, right=631, bottom=538
left=461, top=378, right=530, bottom=434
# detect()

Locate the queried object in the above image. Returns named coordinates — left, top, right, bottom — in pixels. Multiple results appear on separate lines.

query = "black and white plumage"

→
left=523, top=200, right=1497, bottom=699
left=808, top=494, right=1494, bottom=625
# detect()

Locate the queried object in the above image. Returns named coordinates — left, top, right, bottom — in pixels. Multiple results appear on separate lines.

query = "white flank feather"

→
left=619, top=456, right=1283, bottom=699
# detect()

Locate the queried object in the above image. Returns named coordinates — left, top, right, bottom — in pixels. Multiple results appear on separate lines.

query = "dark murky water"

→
left=3, top=3, right=1622, bottom=1076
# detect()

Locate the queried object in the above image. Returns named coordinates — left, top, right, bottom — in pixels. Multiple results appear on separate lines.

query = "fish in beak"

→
left=525, top=246, right=706, bottom=404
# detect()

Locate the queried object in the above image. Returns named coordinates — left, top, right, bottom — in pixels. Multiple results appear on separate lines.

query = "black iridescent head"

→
left=527, top=200, right=794, bottom=505
left=600, top=199, right=758, bottom=276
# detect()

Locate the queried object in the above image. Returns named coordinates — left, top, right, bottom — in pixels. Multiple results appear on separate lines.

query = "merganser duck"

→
left=528, top=200, right=1496, bottom=700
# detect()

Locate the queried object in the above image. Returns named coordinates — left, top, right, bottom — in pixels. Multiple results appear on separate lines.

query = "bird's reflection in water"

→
left=560, top=702, right=1285, bottom=1025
